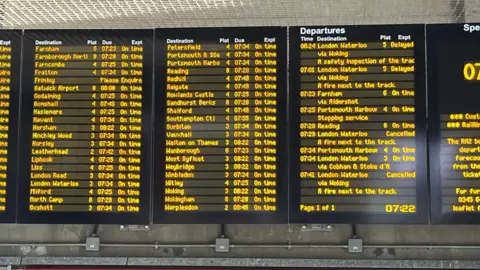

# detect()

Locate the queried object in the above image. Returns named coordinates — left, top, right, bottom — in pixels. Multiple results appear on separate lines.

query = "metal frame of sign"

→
left=288, top=24, right=429, bottom=224
left=0, top=24, right=472, bottom=224
left=153, top=27, right=288, bottom=224
left=16, top=29, right=153, bottom=224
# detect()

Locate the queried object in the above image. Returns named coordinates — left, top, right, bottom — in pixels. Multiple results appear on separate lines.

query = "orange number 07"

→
left=464, top=63, right=480, bottom=80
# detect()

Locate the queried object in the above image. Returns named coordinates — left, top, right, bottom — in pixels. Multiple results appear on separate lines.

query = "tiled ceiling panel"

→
left=0, top=0, right=469, bottom=29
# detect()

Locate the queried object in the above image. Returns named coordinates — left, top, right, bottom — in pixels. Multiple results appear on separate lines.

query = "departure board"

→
left=289, top=25, right=428, bottom=223
left=0, top=31, right=21, bottom=223
left=427, top=24, right=480, bottom=224
left=153, top=27, right=287, bottom=223
left=17, top=30, right=153, bottom=224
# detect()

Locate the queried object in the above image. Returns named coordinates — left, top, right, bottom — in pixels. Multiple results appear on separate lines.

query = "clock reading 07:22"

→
left=289, top=25, right=428, bottom=223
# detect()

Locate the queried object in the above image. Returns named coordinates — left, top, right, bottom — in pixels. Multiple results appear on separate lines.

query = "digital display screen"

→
left=289, top=25, right=428, bottom=223
left=153, top=27, right=287, bottom=223
left=17, top=30, right=153, bottom=224
left=0, top=31, right=21, bottom=223
left=427, top=23, right=480, bottom=224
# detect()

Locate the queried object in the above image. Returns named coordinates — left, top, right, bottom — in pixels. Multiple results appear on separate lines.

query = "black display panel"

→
left=427, top=24, right=480, bottom=224
left=154, top=27, right=287, bottom=223
left=0, top=31, right=21, bottom=223
left=289, top=25, right=428, bottom=223
left=17, top=30, right=153, bottom=224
